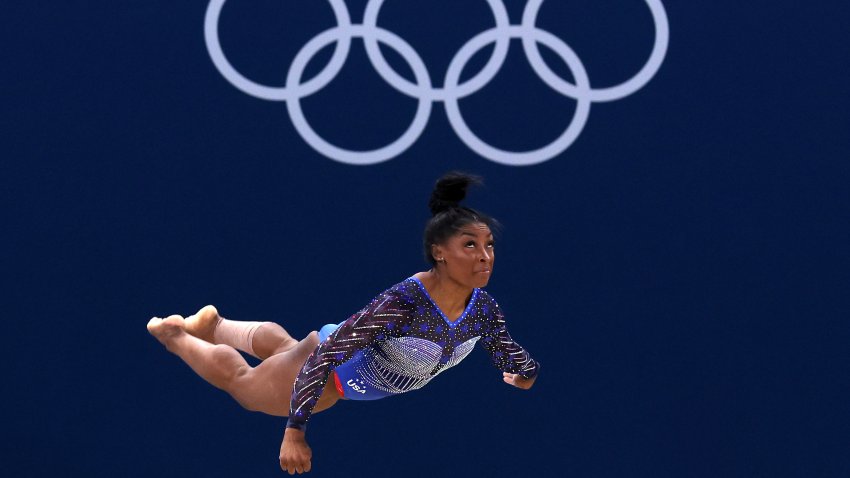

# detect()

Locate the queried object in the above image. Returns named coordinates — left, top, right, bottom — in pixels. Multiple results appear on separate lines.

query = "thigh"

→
left=236, top=332, right=340, bottom=416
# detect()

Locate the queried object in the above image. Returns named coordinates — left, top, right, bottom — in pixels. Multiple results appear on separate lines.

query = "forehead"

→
left=453, top=222, right=492, bottom=238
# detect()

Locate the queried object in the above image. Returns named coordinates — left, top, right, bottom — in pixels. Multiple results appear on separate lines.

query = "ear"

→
left=430, top=243, right=445, bottom=263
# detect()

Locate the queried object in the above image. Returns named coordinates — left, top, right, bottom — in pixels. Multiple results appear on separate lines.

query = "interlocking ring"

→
left=205, top=0, right=669, bottom=166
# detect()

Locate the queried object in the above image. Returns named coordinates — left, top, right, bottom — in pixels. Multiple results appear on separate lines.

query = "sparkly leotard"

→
left=286, top=277, right=540, bottom=431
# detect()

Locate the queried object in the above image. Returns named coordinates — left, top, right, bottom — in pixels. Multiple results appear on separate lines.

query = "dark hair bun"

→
left=428, top=172, right=482, bottom=216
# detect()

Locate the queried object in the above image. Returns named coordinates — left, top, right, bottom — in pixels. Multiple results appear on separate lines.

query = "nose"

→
left=479, top=248, right=491, bottom=262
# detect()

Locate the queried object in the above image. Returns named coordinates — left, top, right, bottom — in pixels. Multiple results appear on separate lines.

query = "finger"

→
left=304, top=460, right=312, bottom=473
left=295, top=465, right=303, bottom=474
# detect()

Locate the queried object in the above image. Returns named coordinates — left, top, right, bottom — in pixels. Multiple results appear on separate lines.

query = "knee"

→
left=272, top=332, right=318, bottom=357
left=265, top=328, right=305, bottom=356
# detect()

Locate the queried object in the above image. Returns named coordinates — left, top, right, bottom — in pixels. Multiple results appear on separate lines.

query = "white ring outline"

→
left=204, top=0, right=669, bottom=165
left=286, top=25, right=433, bottom=165
left=444, top=26, right=591, bottom=166
left=522, top=0, right=669, bottom=102
left=361, top=0, right=511, bottom=102
left=204, top=0, right=353, bottom=100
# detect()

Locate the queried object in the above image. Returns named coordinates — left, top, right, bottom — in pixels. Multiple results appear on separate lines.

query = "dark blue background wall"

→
left=4, top=1, right=849, bottom=477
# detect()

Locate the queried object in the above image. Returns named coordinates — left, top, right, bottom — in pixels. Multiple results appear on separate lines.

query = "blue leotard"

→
left=286, top=277, right=540, bottom=431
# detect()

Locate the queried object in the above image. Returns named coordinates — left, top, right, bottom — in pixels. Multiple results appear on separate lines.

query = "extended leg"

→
left=147, top=316, right=250, bottom=392
left=148, top=316, right=340, bottom=416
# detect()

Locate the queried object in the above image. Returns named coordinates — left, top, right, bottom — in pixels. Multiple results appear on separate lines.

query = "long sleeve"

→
left=479, top=296, right=540, bottom=379
left=286, top=291, right=410, bottom=431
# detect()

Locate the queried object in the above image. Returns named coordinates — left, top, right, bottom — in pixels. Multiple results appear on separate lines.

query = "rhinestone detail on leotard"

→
left=286, top=278, right=540, bottom=431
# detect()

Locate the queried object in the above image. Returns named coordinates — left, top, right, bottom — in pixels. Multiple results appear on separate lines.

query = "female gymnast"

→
left=147, top=172, right=540, bottom=474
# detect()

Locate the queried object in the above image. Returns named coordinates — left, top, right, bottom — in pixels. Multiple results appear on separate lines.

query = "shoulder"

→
left=473, top=289, right=505, bottom=322
left=366, top=278, right=418, bottom=312
left=389, top=277, right=420, bottom=303
left=475, top=288, right=500, bottom=309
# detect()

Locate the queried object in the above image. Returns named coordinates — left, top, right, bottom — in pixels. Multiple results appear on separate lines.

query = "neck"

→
left=418, top=269, right=473, bottom=315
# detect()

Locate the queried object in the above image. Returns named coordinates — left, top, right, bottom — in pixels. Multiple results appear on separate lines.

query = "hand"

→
left=503, top=372, right=536, bottom=390
left=279, top=428, right=312, bottom=474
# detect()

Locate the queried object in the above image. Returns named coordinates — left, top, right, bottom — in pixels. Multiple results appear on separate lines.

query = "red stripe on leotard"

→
left=333, top=370, right=345, bottom=398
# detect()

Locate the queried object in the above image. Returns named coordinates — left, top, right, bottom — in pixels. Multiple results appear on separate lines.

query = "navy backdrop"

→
left=3, top=1, right=849, bottom=477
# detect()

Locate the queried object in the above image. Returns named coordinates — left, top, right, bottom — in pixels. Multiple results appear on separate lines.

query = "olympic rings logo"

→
left=204, top=0, right=669, bottom=166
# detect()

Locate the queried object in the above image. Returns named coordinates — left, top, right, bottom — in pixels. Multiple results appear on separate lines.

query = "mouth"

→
left=475, top=269, right=492, bottom=274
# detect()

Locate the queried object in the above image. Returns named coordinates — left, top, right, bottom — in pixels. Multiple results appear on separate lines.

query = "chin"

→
left=473, top=275, right=492, bottom=288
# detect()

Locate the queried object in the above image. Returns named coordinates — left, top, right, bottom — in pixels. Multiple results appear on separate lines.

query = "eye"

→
left=464, top=241, right=475, bottom=248
left=487, top=241, right=495, bottom=248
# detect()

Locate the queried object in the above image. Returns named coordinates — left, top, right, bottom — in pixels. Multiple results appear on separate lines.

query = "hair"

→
left=423, top=172, right=498, bottom=265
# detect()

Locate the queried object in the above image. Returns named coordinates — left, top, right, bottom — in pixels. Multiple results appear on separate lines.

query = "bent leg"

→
left=227, top=331, right=341, bottom=416
left=184, top=305, right=298, bottom=359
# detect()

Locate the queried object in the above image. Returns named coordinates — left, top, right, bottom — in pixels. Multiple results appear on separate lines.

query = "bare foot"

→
left=147, top=315, right=186, bottom=349
left=184, top=305, right=222, bottom=343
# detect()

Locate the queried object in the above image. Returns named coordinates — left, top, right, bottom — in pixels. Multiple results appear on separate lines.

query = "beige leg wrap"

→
left=213, top=319, right=266, bottom=359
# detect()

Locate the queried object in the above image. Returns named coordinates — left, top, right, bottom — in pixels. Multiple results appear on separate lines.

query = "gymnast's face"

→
left=433, top=222, right=495, bottom=289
